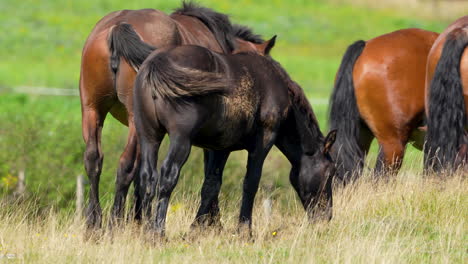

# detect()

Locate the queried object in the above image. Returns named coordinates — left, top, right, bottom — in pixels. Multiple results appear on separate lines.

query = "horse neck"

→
left=291, top=97, right=324, bottom=153
left=262, top=55, right=324, bottom=152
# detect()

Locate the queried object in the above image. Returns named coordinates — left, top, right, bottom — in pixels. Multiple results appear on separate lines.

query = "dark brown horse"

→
left=425, top=16, right=468, bottom=172
left=329, top=28, right=439, bottom=182
left=133, top=44, right=337, bottom=237
left=79, top=3, right=268, bottom=229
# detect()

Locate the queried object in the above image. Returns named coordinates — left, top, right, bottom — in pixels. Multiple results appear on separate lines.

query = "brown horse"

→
left=79, top=2, right=267, bottom=229
left=329, top=28, right=439, bottom=183
left=425, top=16, right=468, bottom=172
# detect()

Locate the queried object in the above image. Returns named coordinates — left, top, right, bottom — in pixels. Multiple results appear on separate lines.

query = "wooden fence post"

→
left=76, top=174, right=84, bottom=216
left=14, top=169, right=26, bottom=196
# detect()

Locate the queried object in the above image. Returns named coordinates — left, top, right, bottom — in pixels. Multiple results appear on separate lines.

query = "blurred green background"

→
left=0, top=0, right=466, bottom=211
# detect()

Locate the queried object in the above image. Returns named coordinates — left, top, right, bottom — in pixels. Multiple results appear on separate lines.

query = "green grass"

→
left=0, top=0, right=449, bottom=97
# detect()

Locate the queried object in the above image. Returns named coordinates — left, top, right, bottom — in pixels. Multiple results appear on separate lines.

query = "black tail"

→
left=108, top=23, right=156, bottom=73
left=328, top=40, right=366, bottom=183
left=137, top=54, right=229, bottom=105
left=425, top=27, right=468, bottom=172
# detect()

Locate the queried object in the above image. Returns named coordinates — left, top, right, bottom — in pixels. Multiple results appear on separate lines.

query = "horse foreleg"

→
left=238, top=128, right=277, bottom=235
left=82, top=107, right=106, bottom=230
left=191, top=150, right=230, bottom=229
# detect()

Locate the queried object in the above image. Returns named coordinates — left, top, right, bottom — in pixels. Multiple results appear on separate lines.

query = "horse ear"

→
left=263, top=35, right=277, bottom=55
left=323, top=130, right=337, bottom=155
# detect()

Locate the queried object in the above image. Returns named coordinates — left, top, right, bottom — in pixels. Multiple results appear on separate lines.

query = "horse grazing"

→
left=329, top=28, right=438, bottom=183
left=425, top=16, right=468, bottom=172
left=133, top=43, right=337, bottom=237
left=79, top=2, right=268, bottom=229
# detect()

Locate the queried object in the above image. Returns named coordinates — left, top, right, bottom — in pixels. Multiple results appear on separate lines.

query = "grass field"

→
left=1, top=0, right=467, bottom=263
left=1, top=173, right=466, bottom=263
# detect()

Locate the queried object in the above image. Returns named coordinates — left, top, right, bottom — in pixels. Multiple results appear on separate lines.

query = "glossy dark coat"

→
left=133, top=44, right=337, bottom=236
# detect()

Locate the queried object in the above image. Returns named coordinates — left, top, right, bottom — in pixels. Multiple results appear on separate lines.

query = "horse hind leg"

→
left=374, top=137, right=407, bottom=178
left=108, top=59, right=141, bottom=225
left=191, top=149, right=230, bottom=229
left=80, top=28, right=118, bottom=231
left=110, top=120, right=141, bottom=226
left=137, top=131, right=164, bottom=223
left=151, top=134, right=191, bottom=238
left=82, top=107, right=108, bottom=230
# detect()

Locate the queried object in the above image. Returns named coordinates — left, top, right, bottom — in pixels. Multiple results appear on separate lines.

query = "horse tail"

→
left=108, top=23, right=156, bottom=73
left=328, top=40, right=366, bottom=182
left=425, top=27, right=468, bottom=172
left=137, top=54, right=228, bottom=103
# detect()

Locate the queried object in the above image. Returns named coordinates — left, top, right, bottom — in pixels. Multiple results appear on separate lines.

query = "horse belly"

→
left=109, top=102, right=129, bottom=126
left=197, top=111, right=253, bottom=150
left=191, top=129, right=249, bottom=151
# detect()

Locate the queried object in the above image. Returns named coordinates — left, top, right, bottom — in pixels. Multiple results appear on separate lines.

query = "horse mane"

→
left=232, top=24, right=264, bottom=44
left=264, top=56, right=324, bottom=148
left=173, top=1, right=264, bottom=52
left=173, top=1, right=235, bottom=53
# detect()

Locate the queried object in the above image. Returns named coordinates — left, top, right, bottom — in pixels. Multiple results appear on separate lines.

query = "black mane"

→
left=173, top=1, right=264, bottom=52
left=232, top=24, right=264, bottom=44
left=173, top=2, right=235, bottom=53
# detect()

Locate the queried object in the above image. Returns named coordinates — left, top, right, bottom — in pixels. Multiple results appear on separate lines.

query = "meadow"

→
left=0, top=0, right=466, bottom=262
left=0, top=172, right=466, bottom=263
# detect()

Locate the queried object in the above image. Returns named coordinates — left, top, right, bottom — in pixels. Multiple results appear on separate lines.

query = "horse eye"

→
left=304, top=151, right=314, bottom=156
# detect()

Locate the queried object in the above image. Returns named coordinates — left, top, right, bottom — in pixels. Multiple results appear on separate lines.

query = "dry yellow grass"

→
left=0, top=171, right=466, bottom=263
